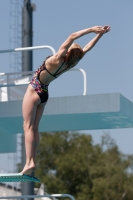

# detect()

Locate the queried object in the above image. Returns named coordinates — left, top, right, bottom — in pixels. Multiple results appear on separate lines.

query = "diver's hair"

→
left=65, top=44, right=83, bottom=66
left=69, top=48, right=83, bottom=59
left=68, top=43, right=83, bottom=51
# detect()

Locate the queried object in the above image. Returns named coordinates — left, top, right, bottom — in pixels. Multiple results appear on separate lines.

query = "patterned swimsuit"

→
left=30, top=56, right=69, bottom=104
left=30, top=57, right=50, bottom=103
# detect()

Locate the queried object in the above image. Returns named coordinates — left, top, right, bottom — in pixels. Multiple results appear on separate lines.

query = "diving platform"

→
left=0, top=93, right=133, bottom=134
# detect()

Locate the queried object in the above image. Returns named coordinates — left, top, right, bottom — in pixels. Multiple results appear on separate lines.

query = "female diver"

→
left=21, top=25, right=111, bottom=174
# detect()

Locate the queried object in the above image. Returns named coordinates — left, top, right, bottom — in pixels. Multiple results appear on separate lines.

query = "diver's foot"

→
left=21, top=162, right=36, bottom=175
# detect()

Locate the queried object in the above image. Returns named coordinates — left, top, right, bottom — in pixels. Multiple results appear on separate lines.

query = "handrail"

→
left=0, top=45, right=56, bottom=55
left=0, top=68, right=87, bottom=95
left=0, top=45, right=87, bottom=96
left=0, top=194, right=75, bottom=200
left=70, top=68, right=87, bottom=95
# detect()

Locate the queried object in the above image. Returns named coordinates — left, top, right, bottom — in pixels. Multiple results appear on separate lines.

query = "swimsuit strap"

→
left=42, top=56, right=70, bottom=78
left=45, top=67, right=56, bottom=77
left=53, top=60, right=66, bottom=77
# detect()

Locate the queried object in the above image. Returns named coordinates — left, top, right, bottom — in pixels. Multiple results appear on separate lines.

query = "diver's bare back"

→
left=39, top=54, right=67, bottom=85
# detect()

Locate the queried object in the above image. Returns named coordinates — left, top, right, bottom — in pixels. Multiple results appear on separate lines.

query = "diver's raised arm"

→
left=57, top=26, right=106, bottom=57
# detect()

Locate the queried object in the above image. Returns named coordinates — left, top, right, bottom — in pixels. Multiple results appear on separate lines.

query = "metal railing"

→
left=0, top=45, right=56, bottom=55
left=0, top=45, right=87, bottom=99
left=0, top=194, right=75, bottom=200
left=0, top=68, right=87, bottom=96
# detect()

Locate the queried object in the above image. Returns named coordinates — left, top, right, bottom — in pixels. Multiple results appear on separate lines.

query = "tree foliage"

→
left=35, top=132, right=133, bottom=200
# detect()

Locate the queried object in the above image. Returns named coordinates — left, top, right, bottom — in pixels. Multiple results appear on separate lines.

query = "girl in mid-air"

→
left=21, top=25, right=111, bottom=175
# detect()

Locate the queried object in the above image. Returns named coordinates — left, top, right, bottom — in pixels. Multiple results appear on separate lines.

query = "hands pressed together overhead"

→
left=92, top=25, right=111, bottom=34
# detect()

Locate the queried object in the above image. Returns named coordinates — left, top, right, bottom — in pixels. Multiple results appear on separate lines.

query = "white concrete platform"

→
left=0, top=93, right=133, bottom=134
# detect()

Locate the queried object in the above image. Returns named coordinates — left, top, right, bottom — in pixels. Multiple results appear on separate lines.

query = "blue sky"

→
left=0, top=0, right=133, bottom=172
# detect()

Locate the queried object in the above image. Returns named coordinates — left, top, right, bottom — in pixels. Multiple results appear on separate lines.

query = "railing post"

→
left=79, top=68, right=87, bottom=95
left=70, top=68, right=87, bottom=95
left=6, top=74, right=10, bottom=101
